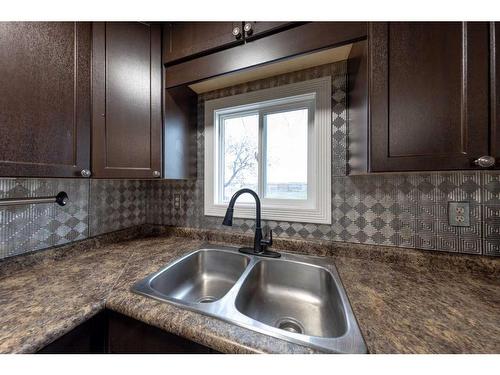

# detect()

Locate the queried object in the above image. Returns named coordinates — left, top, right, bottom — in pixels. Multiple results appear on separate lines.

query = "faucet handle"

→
left=261, top=229, right=273, bottom=248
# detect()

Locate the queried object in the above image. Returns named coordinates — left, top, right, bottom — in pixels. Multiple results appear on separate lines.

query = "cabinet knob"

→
left=232, top=26, right=242, bottom=40
left=152, top=170, right=161, bottom=178
left=55, top=191, right=69, bottom=206
left=474, top=156, right=495, bottom=168
left=80, top=169, right=92, bottom=178
left=244, top=22, right=253, bottom=36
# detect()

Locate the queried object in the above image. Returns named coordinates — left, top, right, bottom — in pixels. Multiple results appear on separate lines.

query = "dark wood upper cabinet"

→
left=491, top=22, right=500, bottom=158
left=244, top=22, right=298, bottom=40
left=0, top=22, right=91, bottom=177
left=163, top=22, right=305, bottom=66
left=350, top=22, right=490, bottom=173
left=163, top=22, right=243, bottom=64
left=92, top=22, right=162, bottom=179
left=166, top=22, right=368, bottom=88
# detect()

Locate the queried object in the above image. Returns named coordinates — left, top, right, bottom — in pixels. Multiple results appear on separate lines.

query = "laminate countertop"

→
left=0, top=226, right=499, bottom=354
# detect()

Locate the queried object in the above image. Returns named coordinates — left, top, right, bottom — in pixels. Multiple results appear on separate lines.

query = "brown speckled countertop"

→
left=0, top=226, right=499, bottom=354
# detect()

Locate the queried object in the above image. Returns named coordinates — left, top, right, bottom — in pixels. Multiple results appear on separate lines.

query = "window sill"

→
left=204, top=203, right=331, bottom=225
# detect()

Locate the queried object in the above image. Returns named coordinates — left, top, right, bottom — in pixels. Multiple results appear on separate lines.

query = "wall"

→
left=148, top=61, right=500, bottom=257
left=0, top=179, right=147, bottom=259
left=3, top=61, right=500, bottom=259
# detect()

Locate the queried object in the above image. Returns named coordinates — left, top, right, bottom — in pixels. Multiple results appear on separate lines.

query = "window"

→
left=219, top=99, right=312, bottom=204
left=205, top=77, right=331, bottom=224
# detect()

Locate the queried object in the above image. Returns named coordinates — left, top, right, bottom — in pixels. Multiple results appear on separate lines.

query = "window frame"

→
left=217, top=109, right=260, bottom=204
left=260, top=99, right=314, bottom=207
left=204, top=76, right=331, bottom=224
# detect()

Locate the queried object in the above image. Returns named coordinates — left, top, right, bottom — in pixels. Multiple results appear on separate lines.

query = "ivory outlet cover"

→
left=173, top=193, right=182, bottom=210
left=448, top=201, right=470, bottom=227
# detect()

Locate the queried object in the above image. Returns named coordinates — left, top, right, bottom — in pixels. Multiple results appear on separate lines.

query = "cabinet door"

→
left=245, top=22, right=296, bottom=39
left=491, top=22, right=500, bottom=158
left=38, top=311, right=107, bottom=353
left=0, top=22, right=91, bottom=177
left=163, top=22, right=243, bottom=64
left=369, top=22, right=489, bottom=171
left=107, top=310, right=213, bottom=353
left=92, top=22, right=162, bottom=179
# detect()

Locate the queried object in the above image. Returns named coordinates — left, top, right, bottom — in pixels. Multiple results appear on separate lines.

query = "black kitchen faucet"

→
left=222, top=188, right=280, bottom=258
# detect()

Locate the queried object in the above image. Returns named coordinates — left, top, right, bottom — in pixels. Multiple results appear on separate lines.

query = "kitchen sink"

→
left=235, top=259, right=347, bottom=338
left=132, top=246, right=367, bottom=353
left=148, top=249, right=249, bottom=304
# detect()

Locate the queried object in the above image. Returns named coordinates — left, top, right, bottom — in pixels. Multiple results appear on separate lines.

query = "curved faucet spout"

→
left=222, top=188, right=261, bottom=229
left=221, top=188, right=279, bottom=257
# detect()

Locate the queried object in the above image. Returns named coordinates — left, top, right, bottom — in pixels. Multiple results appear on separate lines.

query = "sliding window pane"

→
left=264, top=109, right=308, bottom=200
left=222, top=114, right=259, bottom=202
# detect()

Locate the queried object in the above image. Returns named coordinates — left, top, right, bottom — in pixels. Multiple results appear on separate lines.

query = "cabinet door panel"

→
left=38, top=311, right=106, bottom=353
left=0, top=22, right=91, bottom=177
left=166, top=22, right=368, bottom=88
left=107, top=310, right=213, bottom=353
left=163, top=22, right=242, bottom=64
left=92, top=22, right=162, bottom=178
left=245, top=22, right=296, bottom=39
left=370, top=22, right=489, bottom=171
left=491, top=22, right=500, bottom=158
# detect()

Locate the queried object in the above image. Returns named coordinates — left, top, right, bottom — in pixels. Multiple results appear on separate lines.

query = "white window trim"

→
left=204, top=76, right=331, bottom=224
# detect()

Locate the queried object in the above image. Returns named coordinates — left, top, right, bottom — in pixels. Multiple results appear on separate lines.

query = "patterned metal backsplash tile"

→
left=147, top=179, right=198, bottom=228
left=483, top=205, right=500, bottom=256
left=0, top=178, right=89, bottom=259
left=146, top=60, right=500, bottom=256
left=0, top=178, right=148, bottom=260
left=148, top=172, right=500, bottom=256
left=332, top=173, right=484, bottom=254
left=89, top=179, right=147, bottom=237
left=3, top=59, right=500, bottom=258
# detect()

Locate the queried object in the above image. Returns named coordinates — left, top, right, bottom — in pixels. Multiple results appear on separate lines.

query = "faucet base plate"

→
left=239, top=247, right=281, bottom=258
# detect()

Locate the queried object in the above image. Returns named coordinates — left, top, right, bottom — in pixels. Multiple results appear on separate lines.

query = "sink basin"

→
left=148, top=249, right=249, bottom=303
left=132, top=246, right=367, bottom=353
left=235, top=260, right=347, bottom=338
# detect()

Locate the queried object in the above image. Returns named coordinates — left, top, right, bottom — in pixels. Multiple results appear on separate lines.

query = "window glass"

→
left=264, top=108, right=308, bottom=200
left=222, top=114, right=259, bottom=203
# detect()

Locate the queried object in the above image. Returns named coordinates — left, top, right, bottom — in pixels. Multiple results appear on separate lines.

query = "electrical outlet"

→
left=173, top=193, right=182, bottom=210
left=448, top=201, right=470, bottom=227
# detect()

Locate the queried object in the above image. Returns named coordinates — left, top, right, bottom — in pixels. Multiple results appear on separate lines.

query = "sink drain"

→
left=196, top=296, right=217, bottom=303
left=275, top=317, right=304, bottom=335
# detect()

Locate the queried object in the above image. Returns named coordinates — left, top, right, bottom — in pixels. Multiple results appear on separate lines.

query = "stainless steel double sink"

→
left=132, top=246, right=367, bottom=353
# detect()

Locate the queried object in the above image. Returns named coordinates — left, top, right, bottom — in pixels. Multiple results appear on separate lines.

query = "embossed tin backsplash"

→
left=3, top=60, right=500, bottom=259
left=0, top=179, right=147, bottom=259
left=147, top=60, right=500, bottom=257
left=147, top=172, right=500, bottom=256
left=0, top=179, right=88, bottom=258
